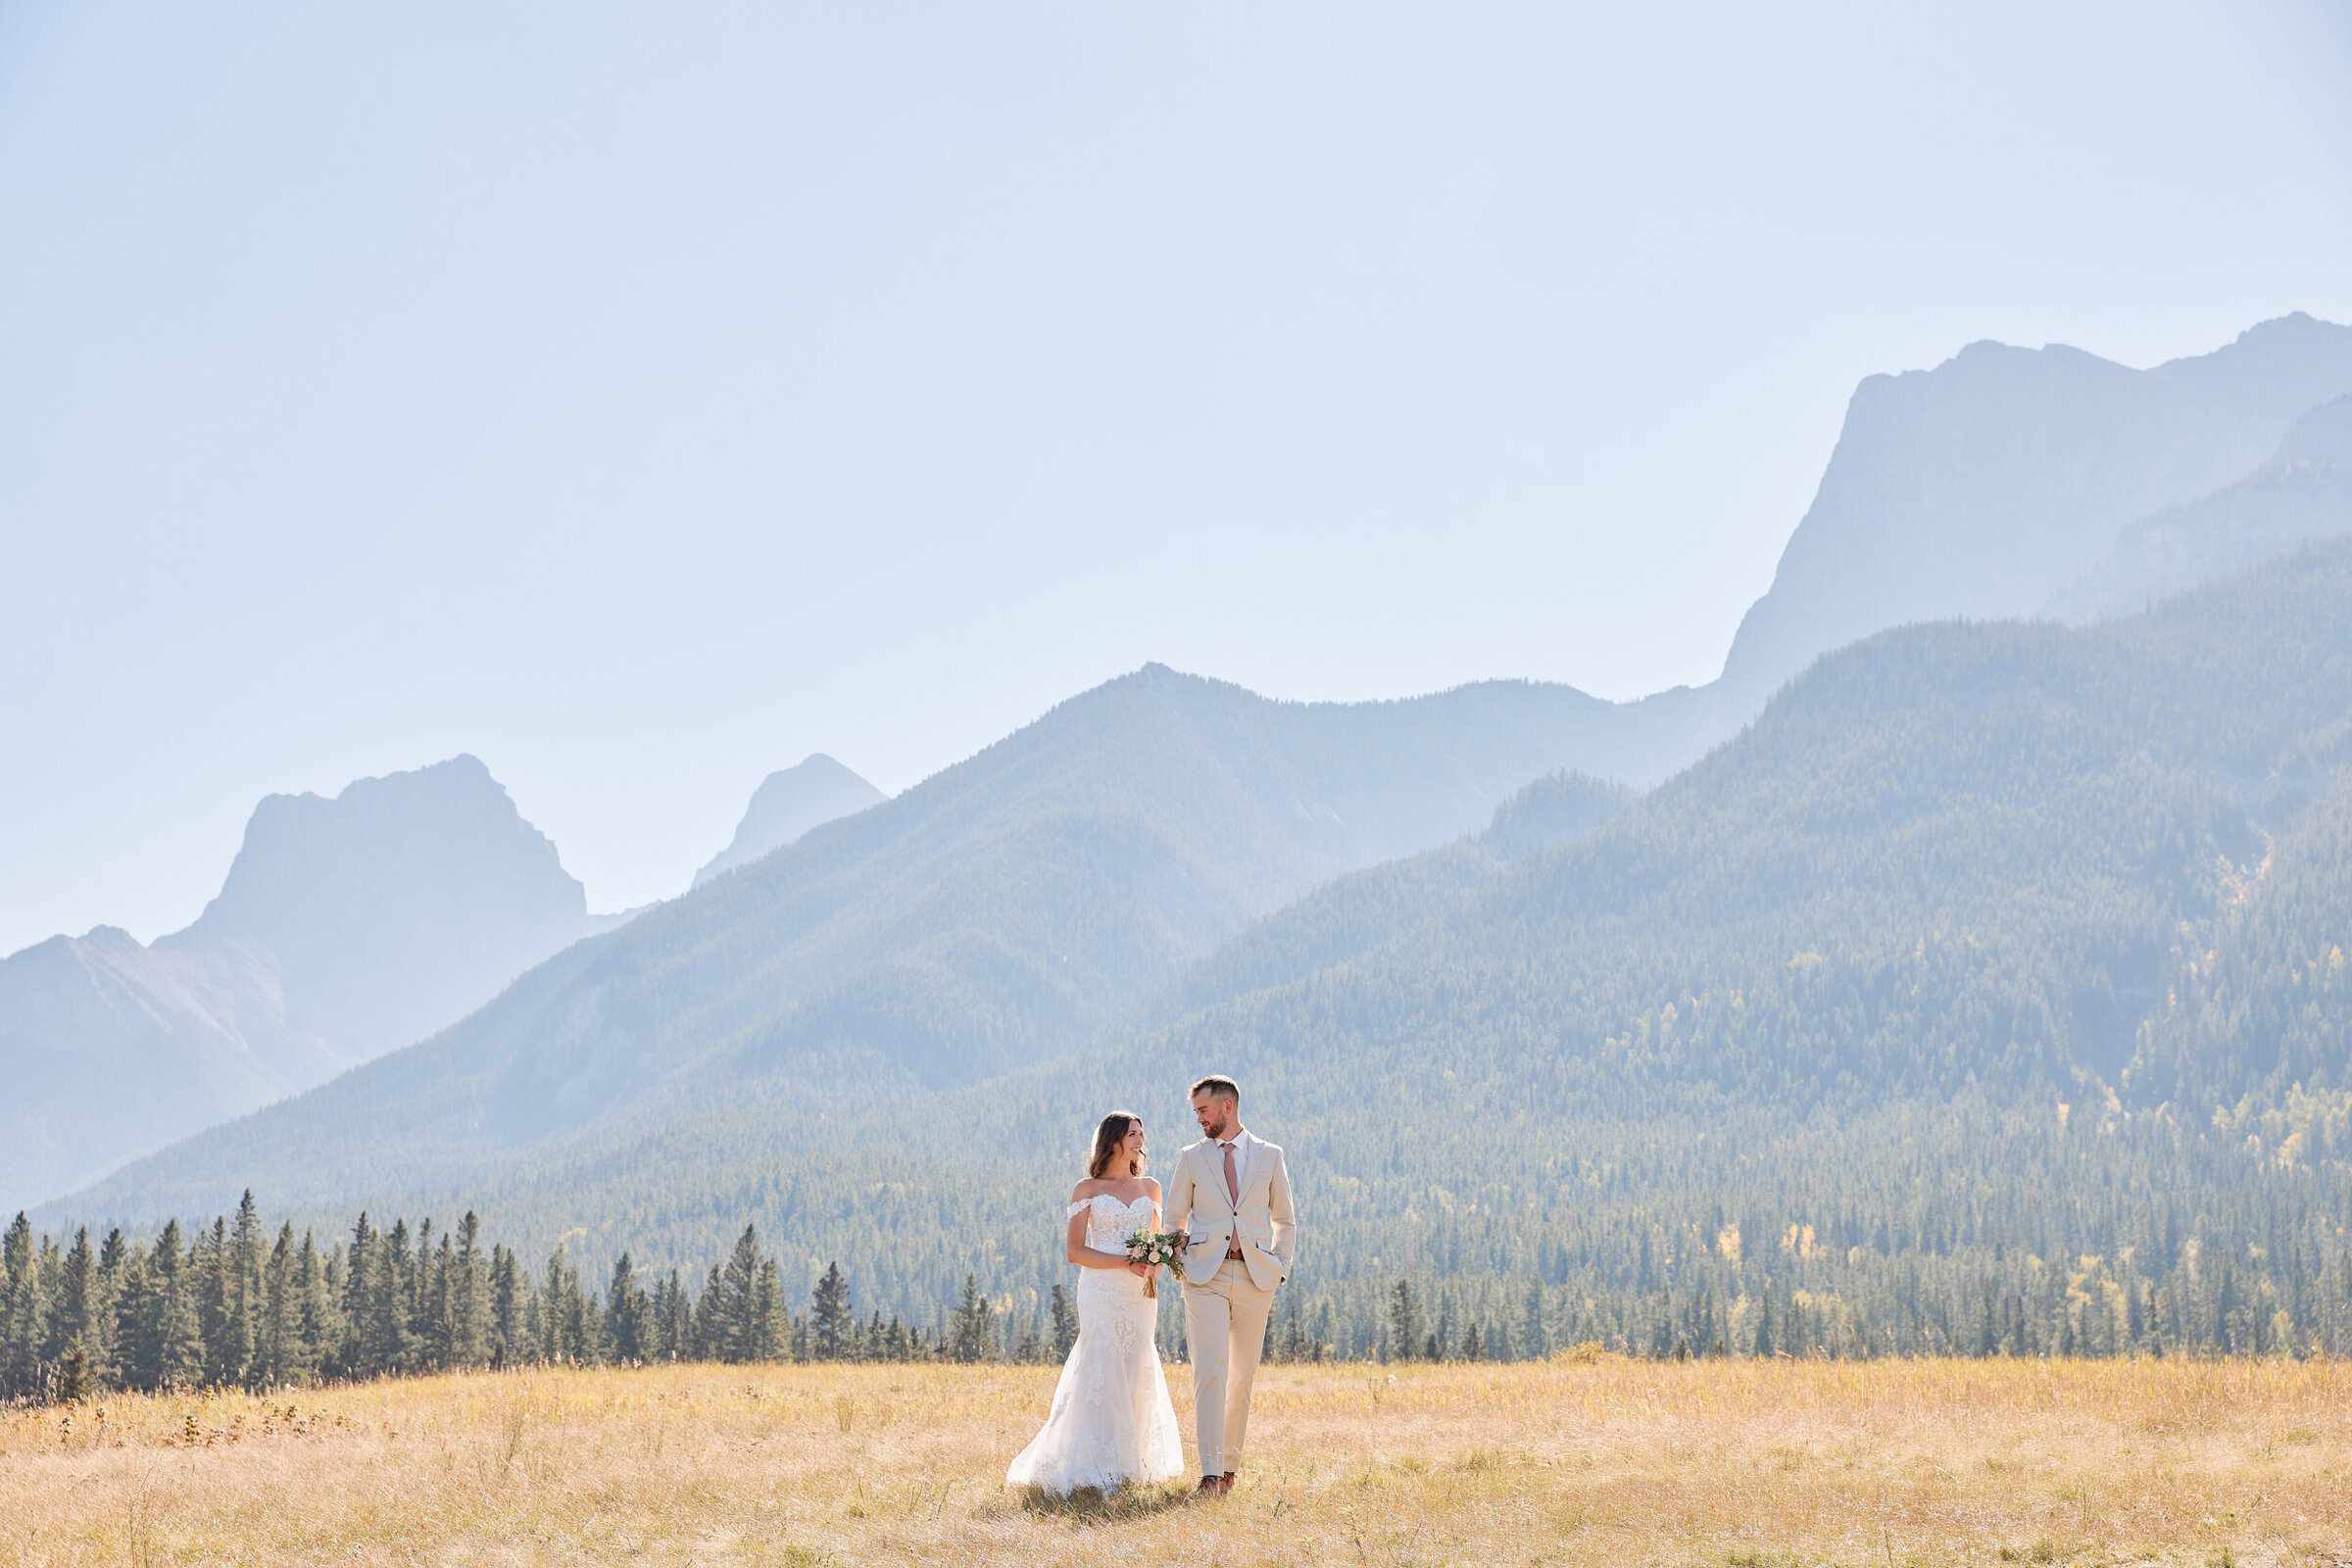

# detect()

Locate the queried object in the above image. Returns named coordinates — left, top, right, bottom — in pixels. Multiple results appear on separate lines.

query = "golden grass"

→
left=2, top=1356, right=2348, bottom=1566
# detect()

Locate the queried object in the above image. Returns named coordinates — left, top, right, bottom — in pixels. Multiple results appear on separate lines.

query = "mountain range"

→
left=22, top=315, right=2352, bottom=1331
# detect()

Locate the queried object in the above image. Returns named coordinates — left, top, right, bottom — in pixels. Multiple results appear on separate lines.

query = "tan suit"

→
left=1164, top=1128, right=1297, bottom=1478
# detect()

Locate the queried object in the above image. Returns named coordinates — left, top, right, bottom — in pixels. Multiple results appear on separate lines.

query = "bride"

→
left=1004, top=1111, right=1186, bottom=1494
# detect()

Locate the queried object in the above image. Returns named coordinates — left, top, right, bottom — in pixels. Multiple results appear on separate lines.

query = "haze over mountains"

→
left=24, top=315, right=2352, bottom=1333
left=55, top=543, right=2352, bottom=1348
left=0, top=758, right=587, bottom=1207
left=67, top=670, right=1677, bottom=1216
left=2046, top=392, right=2352, bottom=623
left=1713, top=312, right=2352, bottom=707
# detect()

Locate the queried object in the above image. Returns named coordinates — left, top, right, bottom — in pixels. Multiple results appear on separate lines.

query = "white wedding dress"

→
left=1004, top=1193, right=1186, bottom=1494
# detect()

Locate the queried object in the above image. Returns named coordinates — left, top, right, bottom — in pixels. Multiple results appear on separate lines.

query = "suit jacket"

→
left=1164, top=1127, right=1297, bottom=1291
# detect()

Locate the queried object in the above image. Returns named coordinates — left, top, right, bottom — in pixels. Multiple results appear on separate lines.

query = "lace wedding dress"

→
left=1004, top=1193, right=1186, bottom=1493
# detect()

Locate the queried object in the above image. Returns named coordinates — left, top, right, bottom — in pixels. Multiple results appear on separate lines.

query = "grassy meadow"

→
left=1, top=1355, right=2347, bottom=1566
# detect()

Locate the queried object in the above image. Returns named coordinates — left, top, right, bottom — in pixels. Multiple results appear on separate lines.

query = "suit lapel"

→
left=1198, top=1141, right=1228, bottom=1215
left=1227, top=1131, right=1253, bottom=1210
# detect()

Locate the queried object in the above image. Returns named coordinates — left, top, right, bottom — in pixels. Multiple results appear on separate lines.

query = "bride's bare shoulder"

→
left=1141, top=1176, right=1162, bottom=1198
left=1069, top=1177, right=1107, bottom=1201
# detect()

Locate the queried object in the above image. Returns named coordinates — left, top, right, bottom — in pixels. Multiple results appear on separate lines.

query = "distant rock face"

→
left=1718, top=314, right=2352, bottom=705
left=692, top=755, right=886, bottom=888
left=2045, top=395, right=2352, bottom=623
left=161, top=755, right=588, bottom=1061
left=0, top=756, right=586, bottom=1208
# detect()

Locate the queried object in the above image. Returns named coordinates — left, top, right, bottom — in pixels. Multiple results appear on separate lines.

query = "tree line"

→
left=12, top=1155, right=2350, bottom=1410
left=0, top=1192, right=1078, bottom=1406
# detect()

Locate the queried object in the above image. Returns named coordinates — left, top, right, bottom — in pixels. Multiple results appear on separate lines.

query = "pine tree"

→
left=94, top=1229, right=130, bottom=1386
left=693, top=1264, right=726, bottom=1359
left=50, top=1227, right=112, bottom=1391
left=420, top=1235, right=457, bottom=1372
left=809, top=1262, right=853, bottom=1361
left=295, top=1231, right=337, bottom=1380
left=489, top=1245, right=523, bottom=1367
left=150, top=1223, right=205, bottom=1390
left=710, top=1228, right=763, bottom=1363
left=1, top=1213, right=49, bottom=1400
left=1278, top=1296, right=1305, bottom=1363
left=452, top=1212, right=489, bottom=1366
left=195, top=1217, right=236, bottom=1386
left=755, top=1260, right=786, bottom=1362
left=542, top=1248, right=583, bottom=1365
left=1388, top=1279, right=1424, bottom=1365
left=341, top=1213, right=377, bottom=1378
left=375, top=1219, right=414, bottom=1374
left=226, top=1191, right=263, bottom=1385
left=1049, top=1285, right=1078, bottom=1361
left=949, top=1274, right=996, bottom=1362
left=607, top=1252, right=651, bottom=1363
left=253, top=1224, right=298, bottom=1389
left=652, top=1269, right=690, bottom=1361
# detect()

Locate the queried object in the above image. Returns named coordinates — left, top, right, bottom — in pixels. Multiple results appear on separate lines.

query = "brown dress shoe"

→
left=1219, top=1471, right=1236, bottom=1494
left=1197, top=1476, right=1222, bottom=1494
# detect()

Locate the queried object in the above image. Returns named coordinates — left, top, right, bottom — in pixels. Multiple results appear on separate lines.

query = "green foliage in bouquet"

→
left=1124, top=1229, right=1189, bottom=1298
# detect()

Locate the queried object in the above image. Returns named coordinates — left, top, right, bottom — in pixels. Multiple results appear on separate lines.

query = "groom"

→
left=1164, top=1073, right=1297, bottom=1495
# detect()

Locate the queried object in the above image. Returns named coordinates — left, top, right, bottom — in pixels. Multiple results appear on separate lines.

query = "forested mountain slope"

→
left=1054, top=542, right=2352, bottom=1343
left=55, top=667, right=1652, bottom=1220
left=1158, top=542, right=2352, bottom=1128
left=0, top=757, right=585, bottom=1209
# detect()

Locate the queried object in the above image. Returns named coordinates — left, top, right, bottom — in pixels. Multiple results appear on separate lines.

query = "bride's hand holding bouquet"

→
left=1124, top=1228, right=1189, bottom=1298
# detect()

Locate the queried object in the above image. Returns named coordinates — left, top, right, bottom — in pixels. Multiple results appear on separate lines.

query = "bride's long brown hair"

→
left=1088, top=1111, right=1145, bottom=1179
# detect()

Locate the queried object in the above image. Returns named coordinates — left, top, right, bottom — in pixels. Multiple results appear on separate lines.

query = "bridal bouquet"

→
left=1124, top=1228, right=1190, bottom=1298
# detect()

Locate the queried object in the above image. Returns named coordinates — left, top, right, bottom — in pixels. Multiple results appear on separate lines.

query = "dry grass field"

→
left=2, top=1355, right=2347, bottom=1567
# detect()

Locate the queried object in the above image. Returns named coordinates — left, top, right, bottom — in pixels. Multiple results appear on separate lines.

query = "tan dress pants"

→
left=1182, top=1258, right=1275, bottom=1478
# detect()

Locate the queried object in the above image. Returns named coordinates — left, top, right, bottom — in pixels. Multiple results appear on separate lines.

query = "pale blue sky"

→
left=5, top=1, right=2350, bottom=954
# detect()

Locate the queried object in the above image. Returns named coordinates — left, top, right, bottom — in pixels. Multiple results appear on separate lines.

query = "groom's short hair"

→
left=1189, top=1074, right=1241, bottom=1106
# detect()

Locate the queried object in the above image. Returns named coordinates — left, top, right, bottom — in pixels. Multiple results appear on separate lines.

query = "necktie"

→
left=1222, top=1141, right=1239, bottom=1204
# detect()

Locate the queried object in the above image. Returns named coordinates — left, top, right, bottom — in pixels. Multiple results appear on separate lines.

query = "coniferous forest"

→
left=0, top=1193, right=1055, bottom=1405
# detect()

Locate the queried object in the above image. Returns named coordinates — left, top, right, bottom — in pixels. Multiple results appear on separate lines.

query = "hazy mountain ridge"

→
left=46, top=545, right=2352, bottom=1320
left=0, top=927, right=332, bottom=1205
left=2044, top=394, right=2352, bottom=623
left=0, top=757, right=588, bottom=1208
left=52, top=667, right=1669, bottom=1222
left=1718, top=313, right=2352, bottom=706
left=692, top=755, right=887, bottom=889
left=36, top=312, right=2352, bottom=1270
left=160, top=756, right=587, bottom=1062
